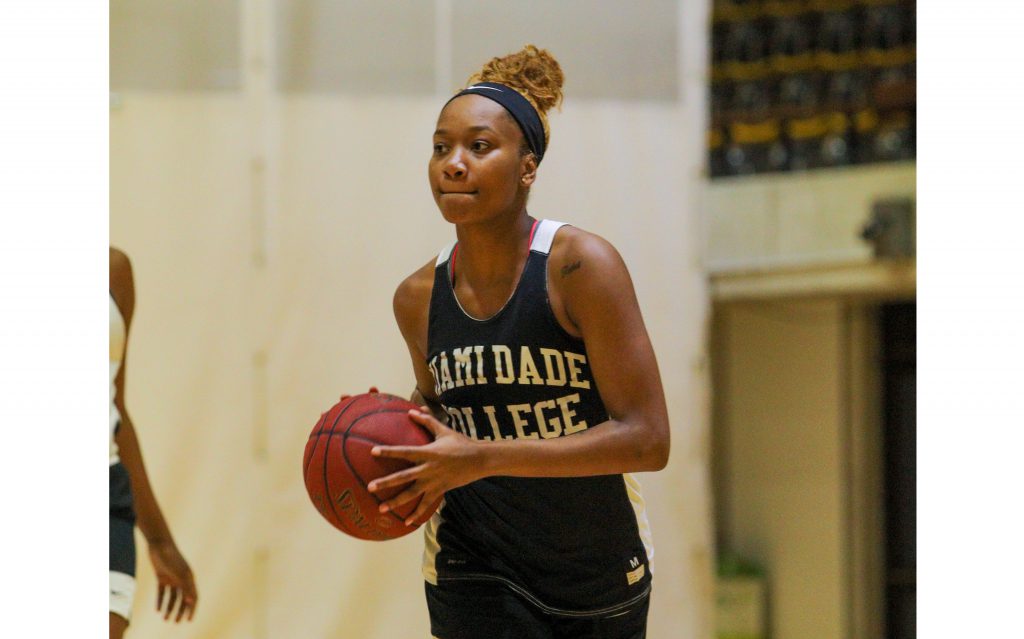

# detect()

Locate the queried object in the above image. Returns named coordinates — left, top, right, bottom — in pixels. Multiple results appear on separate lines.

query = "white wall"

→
left=711, top=297, right=892, bottom=639
left=713, top=301, right=850, bottom=639
left=705, top=162, right=916, bottom=272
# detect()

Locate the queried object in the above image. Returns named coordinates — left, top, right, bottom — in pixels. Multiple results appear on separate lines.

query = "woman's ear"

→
left=520, top=153, right=538, bottom=187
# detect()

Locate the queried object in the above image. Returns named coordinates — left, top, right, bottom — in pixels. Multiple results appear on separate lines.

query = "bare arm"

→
left=372, top=232, right=670, bottom=523
left=392, top=258, right=448, bottom=424
left=110, top=248, right=197, bottom=622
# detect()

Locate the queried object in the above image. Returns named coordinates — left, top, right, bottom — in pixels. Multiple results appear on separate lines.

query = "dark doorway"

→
left=881, top=303, right=916, bottom=638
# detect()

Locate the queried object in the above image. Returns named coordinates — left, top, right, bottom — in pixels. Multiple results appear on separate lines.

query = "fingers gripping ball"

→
left=303, top=390, right=441, bottom=540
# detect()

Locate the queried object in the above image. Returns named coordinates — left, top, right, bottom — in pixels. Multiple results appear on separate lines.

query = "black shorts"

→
left=109, top=462, right=136, bottom=576
left=425, top=580, right=649, bottom=639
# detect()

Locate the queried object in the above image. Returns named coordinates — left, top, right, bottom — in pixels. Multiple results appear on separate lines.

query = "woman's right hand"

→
left=148, top=539, right=198, bottom=623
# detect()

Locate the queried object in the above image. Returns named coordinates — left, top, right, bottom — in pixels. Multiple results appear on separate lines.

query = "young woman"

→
left=110, top=247, right=198, bottom=638
left=370, top=45, right=670, bottom=639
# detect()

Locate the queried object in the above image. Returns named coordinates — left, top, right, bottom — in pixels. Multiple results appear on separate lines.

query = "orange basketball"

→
left=302, top=390, right=440, bottom=541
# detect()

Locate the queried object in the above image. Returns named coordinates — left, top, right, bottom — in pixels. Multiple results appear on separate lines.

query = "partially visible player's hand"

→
left=368, top=407, right=484, bottom=525
left=148, top=540, right=198, bottom=622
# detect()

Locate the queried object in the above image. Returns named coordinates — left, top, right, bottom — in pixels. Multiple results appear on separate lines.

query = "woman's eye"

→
left=433, top=143, right=447, bottom=154
left=472, top=140, right=490, bottom=152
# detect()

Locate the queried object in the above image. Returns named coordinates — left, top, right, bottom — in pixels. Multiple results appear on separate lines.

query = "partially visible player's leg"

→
left=110, top=612, right=128, bottom=639
left=109, top=567, right=136, bottom=630
left=110, top=463, right=137, bottom=636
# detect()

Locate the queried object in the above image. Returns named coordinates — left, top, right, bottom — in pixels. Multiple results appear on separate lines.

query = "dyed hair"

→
left=466, top=45, right=564, bottom=153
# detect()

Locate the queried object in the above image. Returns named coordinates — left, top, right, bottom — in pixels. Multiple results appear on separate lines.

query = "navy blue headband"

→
left=447, top=82, right=547, bottom=163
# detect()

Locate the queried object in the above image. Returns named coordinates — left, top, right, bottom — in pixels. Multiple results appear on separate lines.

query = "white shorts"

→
left=109, top=571, right=136, bottom=621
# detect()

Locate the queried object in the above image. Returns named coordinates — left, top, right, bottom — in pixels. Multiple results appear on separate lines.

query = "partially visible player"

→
left=110, top=247, right=198, bottom=638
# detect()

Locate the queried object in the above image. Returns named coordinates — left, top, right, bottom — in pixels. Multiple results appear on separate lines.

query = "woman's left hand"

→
left=368, top=408, right=484, bottom=525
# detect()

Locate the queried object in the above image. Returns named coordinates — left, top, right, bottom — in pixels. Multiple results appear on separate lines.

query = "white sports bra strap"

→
left=530, top=219, right=568, bottom=255
left=436, top=241, right=457, bottom=267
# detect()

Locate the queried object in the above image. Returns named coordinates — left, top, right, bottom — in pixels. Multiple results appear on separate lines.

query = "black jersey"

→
left=422, top=219, right=654, bottom=617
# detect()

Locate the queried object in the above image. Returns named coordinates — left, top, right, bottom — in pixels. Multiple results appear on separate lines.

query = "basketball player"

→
left=110, top=247, right=198, bottom=637
left=371, top=46, right=670, bottom=638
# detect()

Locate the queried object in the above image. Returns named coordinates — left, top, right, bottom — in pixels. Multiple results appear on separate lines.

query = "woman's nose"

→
left=444, top=149, right=467, bottom=179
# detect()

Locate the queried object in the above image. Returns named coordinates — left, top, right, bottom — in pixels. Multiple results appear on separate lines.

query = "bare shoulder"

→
left=393, top=257, right=437, bottom=340
left=548, top=225, right=628, bottom=282
left=546, top=225, right=635, bottom=336
left=109, top=246, right=136, bottom=319
left=109, top=246, right=133, bottom=281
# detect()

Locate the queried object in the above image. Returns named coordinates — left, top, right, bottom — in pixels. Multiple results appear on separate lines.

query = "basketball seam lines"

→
left=318, top=397, right=366, bottom=537
left=308, top=396, right=430, bottom=537
left=339, top=406, right=423, bottom=528
left=306, top=431, right=410, bottom=447
left=302, top=411, right=329, bottom=478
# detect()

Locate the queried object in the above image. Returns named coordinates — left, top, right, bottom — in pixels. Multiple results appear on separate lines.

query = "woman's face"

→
left=429, top=94, right=536, bottom=225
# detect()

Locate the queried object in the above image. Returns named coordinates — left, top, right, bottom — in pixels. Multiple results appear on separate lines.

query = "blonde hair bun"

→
left=468, top=45, right=564, bottom=142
